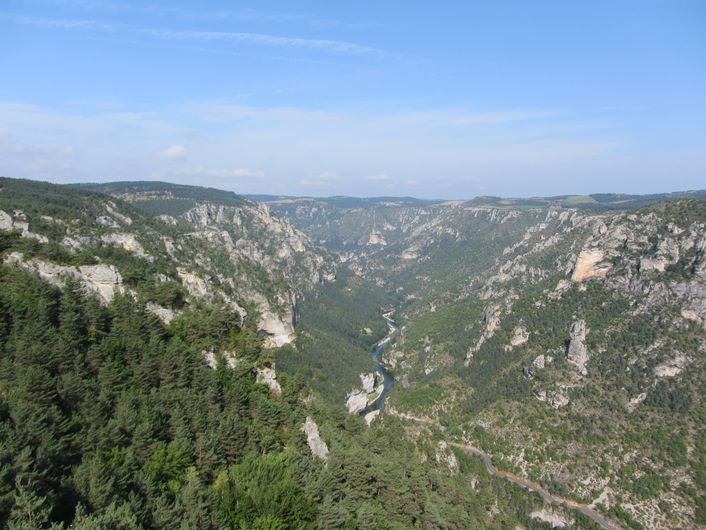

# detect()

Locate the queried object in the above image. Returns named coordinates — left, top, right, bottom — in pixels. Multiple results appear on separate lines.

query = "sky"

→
left=1, top=0, right=705, bottom=199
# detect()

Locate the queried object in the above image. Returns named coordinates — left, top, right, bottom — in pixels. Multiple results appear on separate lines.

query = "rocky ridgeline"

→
left=170, top=201, right=335, bottom=347
left=0, top=181, right=338, bottom=348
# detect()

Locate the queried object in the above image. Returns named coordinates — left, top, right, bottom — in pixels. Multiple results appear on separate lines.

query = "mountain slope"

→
left=271, top=194, right=706, bottom=529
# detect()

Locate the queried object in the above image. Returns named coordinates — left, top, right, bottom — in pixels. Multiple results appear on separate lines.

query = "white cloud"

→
left=299, top=171, right=340, bottom=187
left=366, top=173, right=389, bottom=181
left=158, top=144, right=187, bottom=160
left=229, top=168, right=265, bottom=178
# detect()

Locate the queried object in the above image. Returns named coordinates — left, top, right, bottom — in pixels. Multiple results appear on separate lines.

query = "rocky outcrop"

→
left=435, top=441, right=459, bottom=473
left=96, top=215, right=120, bottom=229
left=510, top=326, right=529, bottom=346
left=345, top=390, right=370, bottom=415
left=345, top=372, right=384, bottom=414
left=654, top=353, right=688, bottom=378
left=572, top=249, right=611, bottom=281
left=101, top=232, right=148, bottom=257
left=258, top=308, right=295, bottom=348
left=465, top=303, right=503, bottom=365
left=146, top=303, right=179, bottom=324
left=534, top=385, right=570, bottom=409
left=301, top=417, right=329, bottom=462
left=78, top=265, right=124, bottom=303
left=566, top=319, right=589, bottom=375
left=360, top=372, right=376, bottom=393
left=0, top=209, right=48, bottom=243
left=533, top=354, right=553, bottom=369
left=202, top=349, right=241, bottom=370
left=363, top=410, right=380, bottom=426
left=5, top=252, right=124, bottom=304
left=367, top=229, right=387, bottom=246
left=176, top=268, right=210, bottom=298
left=627, top=392, right=647, bottom=412
left=256, top=366, right=282, bottom=396
left=176, top=268, right=247, bottom=321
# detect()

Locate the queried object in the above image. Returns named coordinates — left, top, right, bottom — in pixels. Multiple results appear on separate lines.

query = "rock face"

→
left=345, top=372, right=384, bottom=414
left=255, top=367, right=282, bottom=396
left=301, top=417, right=329, bottom=462
left=258, top=309, right=295, bottom=348
left=78, top=265, right=125, bottom=303
left=654, top=353, right=688, bottom=378
left=146, top=303, right=178, bottom=324
left=360, top=373, right=376, bottom=393
left=0, top=209, right=49, bottom=243
left=175, top=202, right=334, bottom=346
left=566, top=319, right=589, bottom=375
left=5, top=253, right=124, bottom=304
left=101, top=233, right=148, bottom=257
left=572, top=248, right=611, bottom=281
left=345, top=390, right=370, bottom=415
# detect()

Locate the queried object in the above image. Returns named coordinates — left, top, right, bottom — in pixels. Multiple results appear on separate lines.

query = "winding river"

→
left=361, top=312, right=398, bottom=414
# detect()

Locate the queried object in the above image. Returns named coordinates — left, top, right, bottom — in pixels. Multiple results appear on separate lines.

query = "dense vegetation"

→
left=0, top=264, right=579, bottom=529
left=277, top=269, right=396, bottom=403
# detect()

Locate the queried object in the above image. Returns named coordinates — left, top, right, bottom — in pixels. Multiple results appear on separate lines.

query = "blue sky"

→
left=1, top=0, right=704, bottom=198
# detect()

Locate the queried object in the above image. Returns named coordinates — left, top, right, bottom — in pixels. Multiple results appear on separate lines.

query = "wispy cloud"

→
left=0, top=12, right=384, bottom=56
left=13, top=1, right=371, bottom=30
left=158, top=144, right=187, bottom=160
left=0, top=12, right=115, bottom=30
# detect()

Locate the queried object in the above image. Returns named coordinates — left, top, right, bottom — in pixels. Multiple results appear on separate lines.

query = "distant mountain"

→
left=247, top=194, right=443, bottom=208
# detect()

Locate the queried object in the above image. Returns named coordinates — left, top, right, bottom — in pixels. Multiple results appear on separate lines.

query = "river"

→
left=361, top=312, right=398, bottom=414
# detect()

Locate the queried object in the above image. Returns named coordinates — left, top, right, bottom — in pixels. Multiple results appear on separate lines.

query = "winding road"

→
left=386, top=410, right=622, bottom=530
left=448, top=442, right=622, bottom=530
